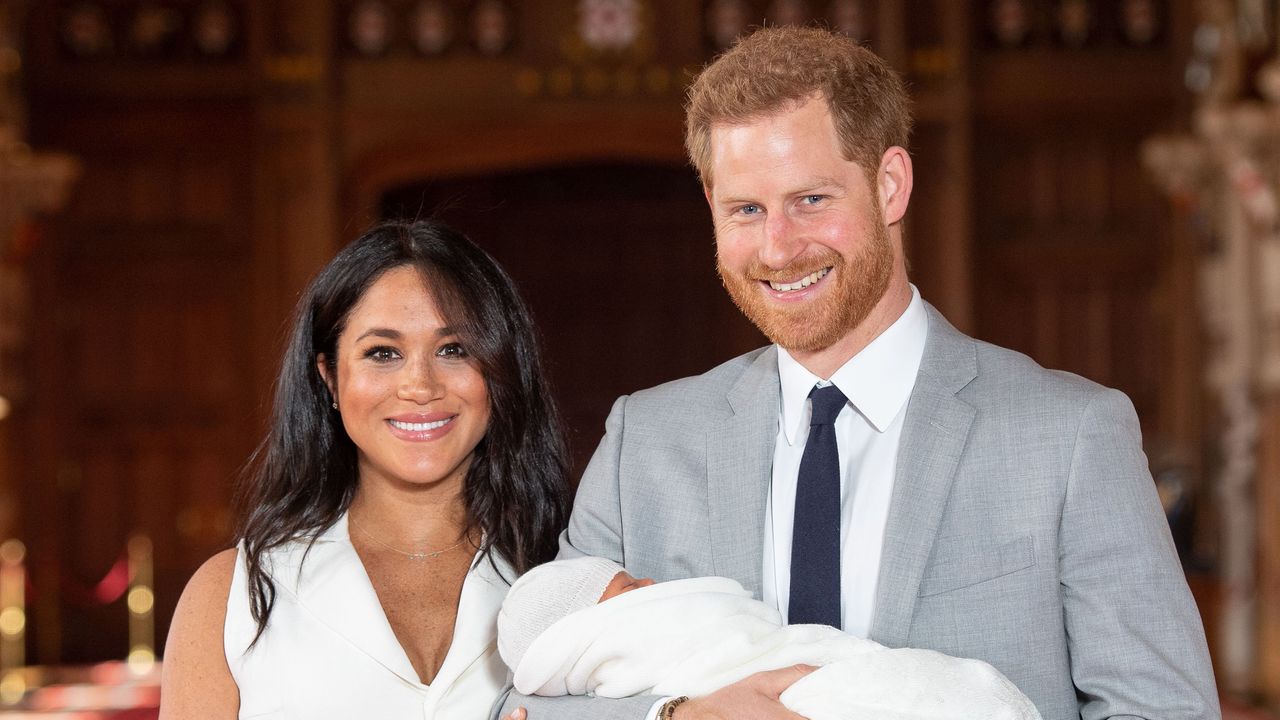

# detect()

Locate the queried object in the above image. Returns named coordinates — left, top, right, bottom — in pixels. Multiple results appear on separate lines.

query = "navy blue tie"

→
left=789, top=383, right=846, bottom=628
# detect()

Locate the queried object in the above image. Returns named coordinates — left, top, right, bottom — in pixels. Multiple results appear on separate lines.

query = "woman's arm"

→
left=159, top=549, right=239, bottom=720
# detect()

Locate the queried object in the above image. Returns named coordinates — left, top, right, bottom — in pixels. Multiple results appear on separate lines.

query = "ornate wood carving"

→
left=982, top=0, right=1166, bottom=49
left=55, top=1, right=245, bottom=61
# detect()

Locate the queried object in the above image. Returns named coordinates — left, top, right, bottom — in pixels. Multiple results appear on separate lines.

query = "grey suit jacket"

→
left=500, top=305, right=1219, bottom=720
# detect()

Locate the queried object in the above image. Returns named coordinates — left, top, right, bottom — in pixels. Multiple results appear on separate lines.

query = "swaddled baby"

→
left=497, top=557, right=1042, bottom=720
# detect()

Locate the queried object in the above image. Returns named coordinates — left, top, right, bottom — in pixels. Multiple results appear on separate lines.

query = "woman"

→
left=160, top=220, right=570, bottom=719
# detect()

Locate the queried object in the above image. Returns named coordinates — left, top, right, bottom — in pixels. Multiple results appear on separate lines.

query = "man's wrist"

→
left=658, top=696, right=690, bottom=720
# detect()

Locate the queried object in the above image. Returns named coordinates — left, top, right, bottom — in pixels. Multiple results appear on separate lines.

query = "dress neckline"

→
left=282, top=512, right=511, bottom=694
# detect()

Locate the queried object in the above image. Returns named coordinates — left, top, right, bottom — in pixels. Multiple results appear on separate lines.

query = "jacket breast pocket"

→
left=918, top=534, right=1035, bottom=597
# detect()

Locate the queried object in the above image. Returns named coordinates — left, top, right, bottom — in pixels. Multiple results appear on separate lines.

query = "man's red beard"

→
left=716, top=221, right=894, bottom=353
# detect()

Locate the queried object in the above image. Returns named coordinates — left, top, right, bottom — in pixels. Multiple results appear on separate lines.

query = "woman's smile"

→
left=386, top=412, right=457, bottom=440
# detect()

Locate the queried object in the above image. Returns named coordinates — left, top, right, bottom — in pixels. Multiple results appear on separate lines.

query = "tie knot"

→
left=808, top=384, right=847, bottom=425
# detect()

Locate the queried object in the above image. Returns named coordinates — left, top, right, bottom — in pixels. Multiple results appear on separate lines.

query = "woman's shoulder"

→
left=173, top=548, right=238, bottom=629
left=158, top=549, right=240, bottom=720
left=167, top=549, right=239, bottom=657
left=194, top=548, right=239, bottom=586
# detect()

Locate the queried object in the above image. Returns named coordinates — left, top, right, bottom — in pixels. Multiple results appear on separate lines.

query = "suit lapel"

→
left=427, top=553, right=511, bottom=697
left=870, top=305, right=978, bottom=647
left=707, top=347, right=780, bottom=599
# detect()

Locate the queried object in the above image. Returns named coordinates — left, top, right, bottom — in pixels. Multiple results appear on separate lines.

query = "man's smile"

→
left=765, top=266, right=832, bottom=293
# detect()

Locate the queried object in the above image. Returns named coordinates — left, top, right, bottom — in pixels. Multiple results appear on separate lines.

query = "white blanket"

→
left=512, top=577, right=1042, bottom=720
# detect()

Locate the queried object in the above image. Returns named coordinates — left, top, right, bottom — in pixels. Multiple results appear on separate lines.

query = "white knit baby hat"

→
left=497, top=556, right=626, bottom=673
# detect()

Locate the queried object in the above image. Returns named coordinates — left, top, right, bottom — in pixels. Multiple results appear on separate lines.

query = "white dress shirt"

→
left=762, top=285, right=927, bottom=637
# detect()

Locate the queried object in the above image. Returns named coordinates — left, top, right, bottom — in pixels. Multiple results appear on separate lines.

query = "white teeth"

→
left=389, top=418, right=452, bottom=432
left=769, top=267, right=830, bottom=292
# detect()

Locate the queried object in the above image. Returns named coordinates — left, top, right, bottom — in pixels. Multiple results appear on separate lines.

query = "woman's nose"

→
left=397, top=360, right=443, bottom=402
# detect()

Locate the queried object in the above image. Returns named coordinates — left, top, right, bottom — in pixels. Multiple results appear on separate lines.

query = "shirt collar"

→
left=778, top=285, right=928, bottom=444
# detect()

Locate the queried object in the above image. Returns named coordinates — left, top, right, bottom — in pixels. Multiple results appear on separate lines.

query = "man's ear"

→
left=877, top=146, right=913, bottom=225
left=316, top=354, right=337, bottom=404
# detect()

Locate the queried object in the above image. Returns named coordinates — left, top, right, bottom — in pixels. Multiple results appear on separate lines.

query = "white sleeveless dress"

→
left=224, top=513, right=512, bottom=719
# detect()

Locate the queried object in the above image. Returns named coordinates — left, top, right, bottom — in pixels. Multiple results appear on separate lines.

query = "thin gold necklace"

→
left=349, top=515, right=467, bottom=561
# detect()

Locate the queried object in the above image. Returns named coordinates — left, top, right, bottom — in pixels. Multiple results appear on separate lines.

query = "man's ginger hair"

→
left=684, top=25, right=912, bottom=187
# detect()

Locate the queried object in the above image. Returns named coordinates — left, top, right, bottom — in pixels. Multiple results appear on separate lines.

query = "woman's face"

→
left=318, top=265, right=490, bottom=492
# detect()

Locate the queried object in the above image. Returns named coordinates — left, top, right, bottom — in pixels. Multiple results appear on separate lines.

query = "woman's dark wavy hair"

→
left=234, top=219, right=571, bottom=638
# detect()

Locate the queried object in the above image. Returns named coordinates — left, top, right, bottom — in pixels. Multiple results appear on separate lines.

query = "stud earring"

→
left=332, top=401, right=338, bottom=410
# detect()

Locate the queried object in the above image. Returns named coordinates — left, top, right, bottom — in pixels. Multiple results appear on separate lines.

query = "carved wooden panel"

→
left=907, top=121, right=974, bottom=330
left=23, top=103, right=255, bottom=663
left=979, top=0, right=1167, bottom=50
left=969, top=0, right=1202, bottom=582
left=973, top=114, right=1183, bottom=437
left=50, top=1, right=248, bottom=62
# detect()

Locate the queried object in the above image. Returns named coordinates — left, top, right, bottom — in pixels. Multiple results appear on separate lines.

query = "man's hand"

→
left=674, top=665, right=817, bottom=720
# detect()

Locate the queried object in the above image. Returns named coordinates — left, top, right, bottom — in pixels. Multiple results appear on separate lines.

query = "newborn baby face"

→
left=598, top=571, right=655, bottom=603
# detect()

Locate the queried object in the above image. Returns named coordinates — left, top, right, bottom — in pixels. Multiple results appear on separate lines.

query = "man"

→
left=500, top=25, right=1218, bottom=720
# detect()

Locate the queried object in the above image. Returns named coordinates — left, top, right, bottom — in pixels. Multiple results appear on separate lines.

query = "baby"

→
left=497, top=557, right=1042, bottom=720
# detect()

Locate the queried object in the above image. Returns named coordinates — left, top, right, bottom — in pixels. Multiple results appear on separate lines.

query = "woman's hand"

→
left=504, top=707, right=526, bottom=720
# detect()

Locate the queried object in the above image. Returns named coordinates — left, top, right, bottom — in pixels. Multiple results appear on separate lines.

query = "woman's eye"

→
left=363, top=346, right=400, bottom=362
left=437, top=342, right=469, bottom=358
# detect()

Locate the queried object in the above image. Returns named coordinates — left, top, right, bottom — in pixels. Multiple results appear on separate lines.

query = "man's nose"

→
left=760, top=212, right=803, bottom=269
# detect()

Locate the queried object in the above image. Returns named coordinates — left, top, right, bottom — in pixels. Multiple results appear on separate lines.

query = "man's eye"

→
left=364, top=346, right=400, bottom=362
left=737, top=204, right=762, bottom=216
left=437, top=342, right=469, bottom=358
left=801, top=194, right=825, bottom=205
